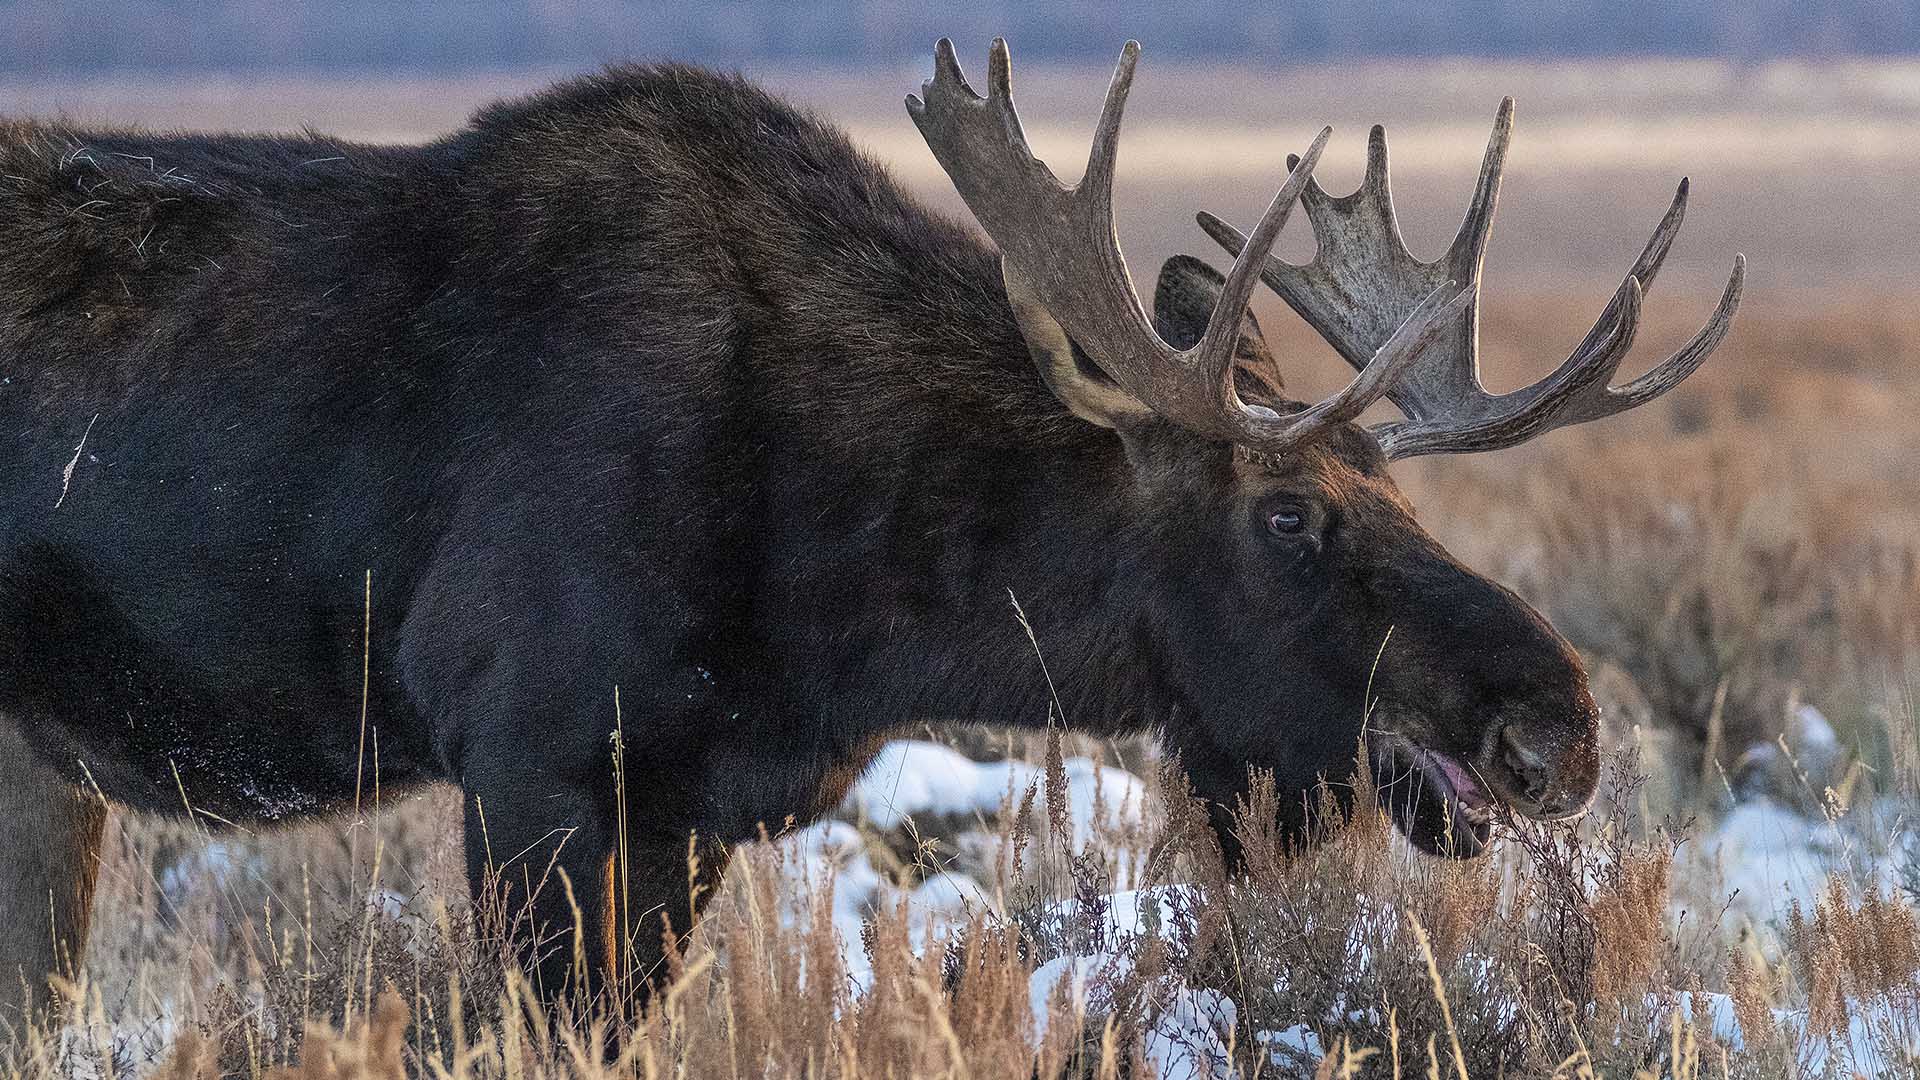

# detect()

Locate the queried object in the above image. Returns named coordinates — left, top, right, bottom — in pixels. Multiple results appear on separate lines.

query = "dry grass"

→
left=20, top=736, right=1915, bottom=1078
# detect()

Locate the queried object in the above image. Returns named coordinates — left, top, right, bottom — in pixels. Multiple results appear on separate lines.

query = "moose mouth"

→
left=1370, top=740, right=1498, bottom=858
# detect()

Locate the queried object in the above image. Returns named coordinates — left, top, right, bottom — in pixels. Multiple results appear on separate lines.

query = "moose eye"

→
left=1266, top=508, right=1307, bottom=536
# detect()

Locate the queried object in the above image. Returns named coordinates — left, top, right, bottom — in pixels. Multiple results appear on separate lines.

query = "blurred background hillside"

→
left=6, top=5, right=1920, bottom=297
left=5, top=1, right=1920, bottom=71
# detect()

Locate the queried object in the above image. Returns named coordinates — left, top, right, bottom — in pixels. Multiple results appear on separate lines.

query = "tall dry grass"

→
left=23, top=737, right=1919, bottom=1078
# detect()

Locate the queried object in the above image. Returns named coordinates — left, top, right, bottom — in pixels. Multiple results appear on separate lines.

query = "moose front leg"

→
left=600, top=828, right=734, bottom=1006
left=0, top=718, right=106, bottom=1032
left=459, top=751, right=623, bottom=1011
left=458, top=750, right=736, bottom=1016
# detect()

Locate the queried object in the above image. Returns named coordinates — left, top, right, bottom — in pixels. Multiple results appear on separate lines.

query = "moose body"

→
left=0, top=44, right=1740, bottom=1020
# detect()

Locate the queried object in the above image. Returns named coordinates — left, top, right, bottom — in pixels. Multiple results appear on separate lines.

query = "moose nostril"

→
left=1500, top=726, right=1552, bottom=801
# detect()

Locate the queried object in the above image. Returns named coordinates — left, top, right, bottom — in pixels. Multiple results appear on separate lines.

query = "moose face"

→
left=1120, top=261, right=1604, bottom=856
left=912, top=39, right=1740, bottom=858
left=1127, top=414, right=1600, bottom=857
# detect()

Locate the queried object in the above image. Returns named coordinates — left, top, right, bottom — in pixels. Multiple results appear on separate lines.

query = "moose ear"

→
left=1153, top=254, right=1286, bottom=397
left=1003, top=262, right=1156, bottom=430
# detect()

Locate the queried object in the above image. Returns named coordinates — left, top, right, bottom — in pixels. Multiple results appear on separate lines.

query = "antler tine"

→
left=1555, top=253, right=1745, bottom=425
left=934, top=36, right=965, bottom=87
left=1455, top=178, right=1702, bottom=437
left=1625, top=179, right=1689, bottom=292
left=1445, top=97, right=1512, bottom=270
left=1196, top=99, right=1745, bottom=460
left=1361, top=123, right=1392, bottom=201
left=1081, top=40, right=1140, bottom=208
left=985, top=36, right=1013, bottom=99
left=1198, top=126, right=1331, bottom=409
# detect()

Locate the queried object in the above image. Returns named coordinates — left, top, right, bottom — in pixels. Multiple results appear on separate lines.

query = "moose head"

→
left=909, top=40, right=1743, bottom=856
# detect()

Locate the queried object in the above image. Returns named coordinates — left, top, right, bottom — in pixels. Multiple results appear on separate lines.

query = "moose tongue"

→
left=1427, top=751, right=1491, bottom=810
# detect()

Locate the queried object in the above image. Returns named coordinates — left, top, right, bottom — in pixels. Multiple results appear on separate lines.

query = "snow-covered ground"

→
left=1667, top=706, right=1914, bottom=949
left=117, top=723, right=1915, bottom=1077
left=773, top=738, right=1153, bottom=992
left=771, top=731, right=1920, bottom=1077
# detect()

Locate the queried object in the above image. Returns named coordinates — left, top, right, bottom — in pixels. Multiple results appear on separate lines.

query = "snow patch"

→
left=843, top=740, right=1148, bottom=852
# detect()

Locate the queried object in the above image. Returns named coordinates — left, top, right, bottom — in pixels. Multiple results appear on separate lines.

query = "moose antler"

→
left=1198, top=98, right=1745, bottom=460
left=908, top=39, right=1476, bottom=454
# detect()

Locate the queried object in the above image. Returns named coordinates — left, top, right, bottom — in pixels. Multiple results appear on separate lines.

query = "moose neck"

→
left=816, top=416, right=1175, bottom=740
left=733, top=223, right=1177, bottom=738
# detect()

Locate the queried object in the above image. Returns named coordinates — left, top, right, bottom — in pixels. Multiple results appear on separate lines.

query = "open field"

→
left=1, top=59, right=1917, bottom=1077
left=8, top=54, right=1920, bottom=292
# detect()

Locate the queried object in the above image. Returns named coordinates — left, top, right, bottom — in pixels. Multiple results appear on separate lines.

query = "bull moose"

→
left=0, top=38, right=1741, bottom=1020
